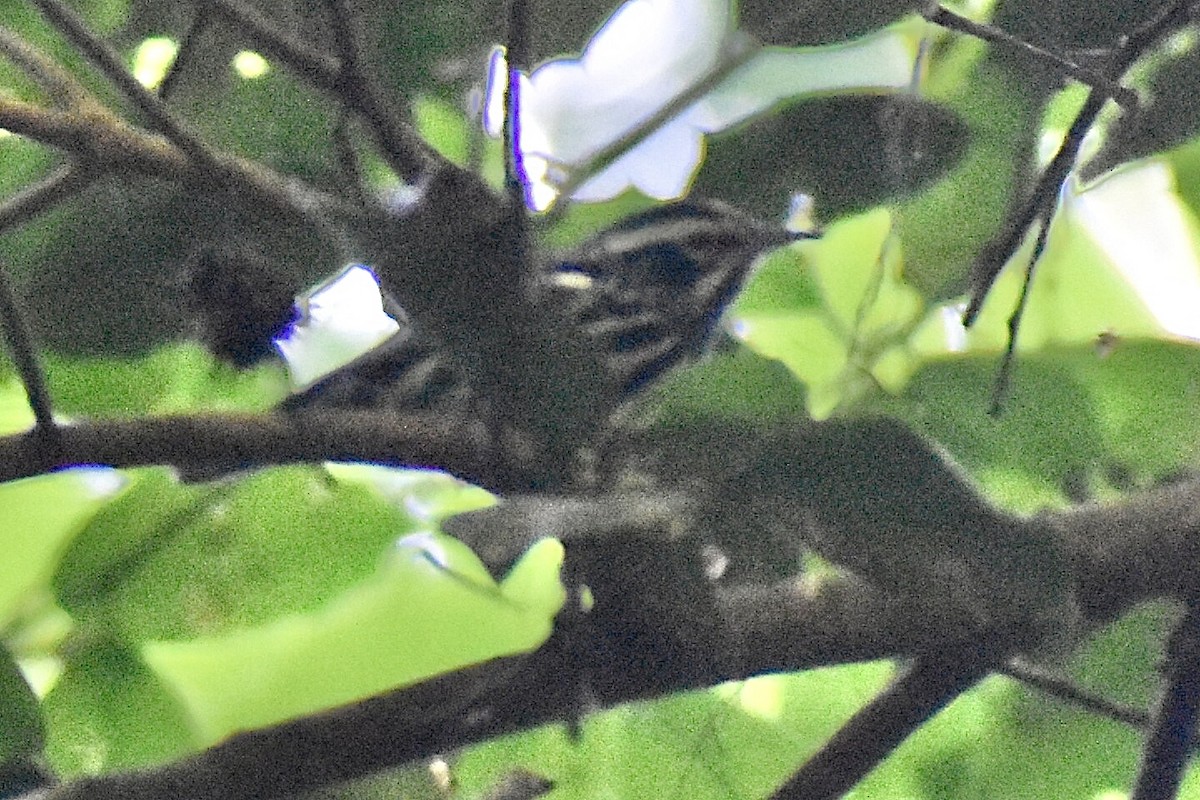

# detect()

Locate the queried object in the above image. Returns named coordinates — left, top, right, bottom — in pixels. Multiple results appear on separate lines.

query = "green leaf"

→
left=453, top=664, right=893, bottom=800
left=42, top=637, right=195, bottom=776
left=638, top=348, right=808, bottom=424
left=140, top=535, right=563, bottom=743
left=698, top=94, right=970, bottom=221
left=732, top=210, right=924, bottom=416
left=55, top=467, right=419, bottom=641
left=873, top=340, right=1200, bottom=510
left=896, top=54, right=1038, bottom=298
left=414, top=95, right=473, bottom=167
left=46, top=344, right=286, bottom=417
left=0, top=645, right=43, bottom=768
left=0, top=468, right=124, bottom=630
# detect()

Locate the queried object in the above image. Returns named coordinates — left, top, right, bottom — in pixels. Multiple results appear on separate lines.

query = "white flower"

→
left=274, top=265, right=401, bottom=390
left=486, top=0, right=922, bottom=210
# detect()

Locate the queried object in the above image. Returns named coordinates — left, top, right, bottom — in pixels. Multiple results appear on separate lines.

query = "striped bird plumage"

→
left=281, top=199, right=810, bottom=421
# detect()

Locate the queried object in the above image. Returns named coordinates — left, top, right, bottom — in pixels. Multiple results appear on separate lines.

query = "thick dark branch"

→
left=26, top=575, right=978, bottom=800
left=503, top=0, right=531, bottom=204
left=0, top=410, right=502, bottom=488
left=770, top=647, right=995, bottom=800
left=1043, top=478, right=1200, bottom=624
left=0, top=90, right=358, bottom=246
left=1131, top=600, right=1200, bottom=800
left=14, top=470, right=1200, bottom=800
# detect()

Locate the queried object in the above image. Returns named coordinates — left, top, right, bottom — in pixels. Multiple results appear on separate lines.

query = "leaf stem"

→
left=0, top=259, right=55, bottom=436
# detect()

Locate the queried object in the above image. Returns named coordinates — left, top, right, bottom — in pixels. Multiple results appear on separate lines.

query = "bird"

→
left=280, top=198, right=812, bottom=422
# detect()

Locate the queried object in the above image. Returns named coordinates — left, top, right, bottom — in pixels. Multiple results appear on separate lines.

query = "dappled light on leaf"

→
left=1064, top=160, right=1200, bottom=341
left=9, top=0, right=1200, bottom=797
left=130, top=37, right=177, bottom=89
left=141, top=529, right=562, bottom=744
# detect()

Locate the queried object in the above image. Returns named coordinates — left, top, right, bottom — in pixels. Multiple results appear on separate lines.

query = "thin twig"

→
left=964, top=88, right=1104, bottom=325
left=1131, top=600, right=1200, bottom=800
left=0, top=259, right=55, bottom=435
left=155, top=1, right=213, bottom=101
left=988, top=216, right=1049, bottom=415
left=503, top=0, right=531, bottom=206
left=27, top=0, right=222, bottom=171
left=332, top=110, right=370, bottom=205
left=317, top=0, right=438, bottom=182
left=0, top=162, right=102, bottom=235
left=924, top=4, right=1138, bottom=109
left=963, top=0, right=1199, bottom=325
left=1002, top=659, right=1151, bottom=729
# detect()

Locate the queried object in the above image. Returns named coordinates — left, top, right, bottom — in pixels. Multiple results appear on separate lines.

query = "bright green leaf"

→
left=142, top=536, right=562, bottom=743
left=0, top=469, right=124, bottom=630
left=56, top=467, right=419, bottom=641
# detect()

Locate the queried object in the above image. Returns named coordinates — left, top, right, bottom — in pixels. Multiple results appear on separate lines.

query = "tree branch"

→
left=1043, top=478, right=1200, bottom=625
left=208, top=0, right=443, bottom=183
left=769, top=646, right=995, bottom=800
left=27, top=0, right=220, bottom=169
left=0, top=410, right=504, bottom=489
left=21, top=574, right=988, bottom=800
left=1002, top=658, right=1151, bottom=729
left=0, top=163, right=102, bottom=235
left=1131, top=599, right=1200, bottom=800
left=962, top=0, right=1200, bottom=324
left=153, top=2, right=213, bottom=101
left=206, top=0, right=340, bottom=89
left=9, top=468, right=1200, bottom=800
left=319, top=0, right=438, bottom=183
left=0, top=259, right=55, bottom=436
left=0, top=87, right=364, bottom=257
left=0, top=26, right=96, bottom=110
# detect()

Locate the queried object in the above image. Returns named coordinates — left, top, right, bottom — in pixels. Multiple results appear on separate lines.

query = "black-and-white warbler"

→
left=280, top=199, right=812, bottom=424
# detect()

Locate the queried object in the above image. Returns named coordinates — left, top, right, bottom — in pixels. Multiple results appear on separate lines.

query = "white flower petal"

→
left=489, top=1, right=920, bottom=210
left=274, top=265, right=401, bottom=390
